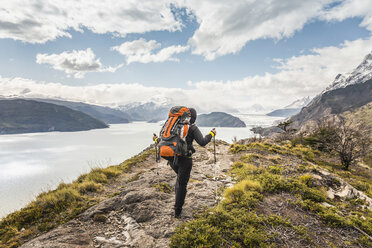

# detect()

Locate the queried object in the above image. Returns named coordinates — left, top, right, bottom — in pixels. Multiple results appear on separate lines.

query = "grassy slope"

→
left=0, top=148, right=154, bottom=248
left=342, top=102, right=372, bottom=129
left=171, top=142, right=372, bottom=247
left=1, top=141, right=371, bottom=247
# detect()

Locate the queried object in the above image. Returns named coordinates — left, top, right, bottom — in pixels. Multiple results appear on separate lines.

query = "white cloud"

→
left=182, top=0, right=336, bottom=60
left=321, top=0, right=372, bottom=32
left=0, top=0, right=181, bottom=43
left=1, top=0, right=372, bottom=62
left=36, top=48, right=123, bottom=78
left=188, top=38, right=372, bottom=110
left=112, top=38, right=189, bottom=64
left=2, top=37, right=372, bottom=112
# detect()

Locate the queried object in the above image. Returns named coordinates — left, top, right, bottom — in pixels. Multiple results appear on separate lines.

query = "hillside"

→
left=0, top=99, right=108, bottom=134
left=342, top=102, right=372, bottom=129
left=267, top=97, right=311, bottom=118
left=35, top=99, right=131, bottom=124
left=290, top=79, right=372, bottom=131
left=267, top=108, right=302, bottom=118
left=289, top=51, right=372, bottom=132
left=197, top=112, right=246, bottom=127
left=1, top=139, right=371, bottom=247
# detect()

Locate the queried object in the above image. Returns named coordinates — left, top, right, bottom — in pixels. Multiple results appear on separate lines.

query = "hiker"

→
left=153, top=107, right=216, bottom=218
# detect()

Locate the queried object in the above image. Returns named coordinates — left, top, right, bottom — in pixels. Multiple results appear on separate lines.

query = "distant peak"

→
left=324, top=50, right=372, bottom=93
left=284, top=96, right=311, bottom=109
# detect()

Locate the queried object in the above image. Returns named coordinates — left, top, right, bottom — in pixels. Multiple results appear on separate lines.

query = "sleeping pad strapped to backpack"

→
left=158, top=106, right=191, bottom=164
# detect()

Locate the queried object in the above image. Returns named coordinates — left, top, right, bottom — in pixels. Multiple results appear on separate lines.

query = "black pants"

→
left=170, top=156, right=192, bottom=211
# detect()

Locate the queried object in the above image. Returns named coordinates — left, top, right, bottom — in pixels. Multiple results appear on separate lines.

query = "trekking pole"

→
left=154, top=133, right=160, bottom=187
left=213, top=128, right=217, bottom=204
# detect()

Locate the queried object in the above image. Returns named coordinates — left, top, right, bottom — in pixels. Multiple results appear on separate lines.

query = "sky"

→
left=1, top=0, right=372, bottom=113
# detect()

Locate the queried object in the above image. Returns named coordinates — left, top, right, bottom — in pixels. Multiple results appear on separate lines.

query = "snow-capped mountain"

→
left=118, top=100, right=172, bottom=122
left=325, top=51, right=372, bottom=93
left=284, top=96, right=311, bottom=109
left=119, top=97, right=173, bottom=111
left=289, top=51, right=372, bottom=131
left=266, top=96, right=311, bottom=118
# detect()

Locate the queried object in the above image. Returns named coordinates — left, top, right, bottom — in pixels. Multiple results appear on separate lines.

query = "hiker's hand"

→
left=153, top=134, right=158, bottom=141
left=210, top=129, right=216, bottom=137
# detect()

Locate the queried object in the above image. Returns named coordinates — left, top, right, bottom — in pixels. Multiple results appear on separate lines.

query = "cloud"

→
left=36, top=48, right=123, bottom=78
left=111, top=38, right=189, bottom=64
left=1, top=0, right=372, bottom=62
left=0, top=0, right=181, bottom=43
left=321, top=0, right=372, bottom=32
left=182, top=0, right=337, bottom=60
left=188, top=38, right=372, bottom=109
left=2, top=37, right=372, bottom=112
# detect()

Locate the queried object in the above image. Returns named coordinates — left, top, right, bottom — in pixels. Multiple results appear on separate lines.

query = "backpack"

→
left=158, top=106, right=191, bottom=163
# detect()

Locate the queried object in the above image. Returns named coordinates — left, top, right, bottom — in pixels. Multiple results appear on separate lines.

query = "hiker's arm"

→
left=192, top=126, right=213, bottom=147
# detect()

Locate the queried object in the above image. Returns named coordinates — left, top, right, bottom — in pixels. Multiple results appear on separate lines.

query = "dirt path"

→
left=21, top=142, right=234, bottom=248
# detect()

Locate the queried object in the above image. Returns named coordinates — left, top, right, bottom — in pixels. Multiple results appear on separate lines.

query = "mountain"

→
left=196, top=112, right=246, bottom=127
left=0, top=99, right=108, bottom=134
left=325, top=53, right=372, bottom=93
left=267, top=108, right=303, bottom=118
left=290, top=51, right=372, bottom=131
left=119, top=101, right=171, bottom=122
left=284, top=96, right=312, bottom=109
left=267, top=96, right=311, bottom=118
left=35, top=99, right=131, bottom=124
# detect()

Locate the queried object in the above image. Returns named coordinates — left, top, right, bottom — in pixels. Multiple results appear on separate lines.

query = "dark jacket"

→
left=186, top=124, right=212, bottom=155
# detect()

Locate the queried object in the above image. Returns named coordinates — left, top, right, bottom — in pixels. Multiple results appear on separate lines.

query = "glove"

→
left=209, top=128, right=216, bottom=137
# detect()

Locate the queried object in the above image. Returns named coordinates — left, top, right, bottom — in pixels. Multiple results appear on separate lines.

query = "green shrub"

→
left=268, top=165, right=283, bottom=174
left=152, top=183, right=172, bottom=193
left=299, top=174, right=315, bottom=187
left=36, top=187, right=83, bottom=211
left=85, top=171, right=108, bottom=184
left=301, top=187, right=326, bottom=203
left=100, top=167, right=121, bottom=179
left=78, top=181, right=103, bottom=193
left=170, top=220, right=223, bottom=248
left=257, top=173, right=289, bottom=193
left=241, top=153, right=263, bottom=163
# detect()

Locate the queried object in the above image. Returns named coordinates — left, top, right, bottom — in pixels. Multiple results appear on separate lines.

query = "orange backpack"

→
left=158, top=106, right=191, bottom=162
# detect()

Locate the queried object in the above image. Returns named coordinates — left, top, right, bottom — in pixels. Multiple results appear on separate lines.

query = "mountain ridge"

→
left=0, top=99, right=108, bottom=134
left=289, top=50, right=372, bottom=131
left=266, top=96, right=311, bottom=118
left=325, top=51, right=372, bottom=93
left=197, top=112, right=246, bottom=127
left=35, top=98, right=131, bottom=124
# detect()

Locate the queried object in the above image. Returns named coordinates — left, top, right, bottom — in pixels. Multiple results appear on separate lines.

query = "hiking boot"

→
left=174, top=208, right=182, bottom=218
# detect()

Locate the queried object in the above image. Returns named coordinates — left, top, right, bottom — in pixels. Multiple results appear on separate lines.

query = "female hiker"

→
left=153, top=107, right=216, bottom=218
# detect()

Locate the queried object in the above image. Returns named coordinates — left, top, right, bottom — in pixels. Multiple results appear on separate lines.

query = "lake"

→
left=0, top=114, right=283, bottom=218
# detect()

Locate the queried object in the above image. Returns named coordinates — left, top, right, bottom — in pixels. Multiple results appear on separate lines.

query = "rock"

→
left=80, top=196, right=126, bottom=221
left=95, top=236, right=124, bottom=246
left=321, top=202, right=333, bottom=208
left=21, top=225, right=93, bottom=247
